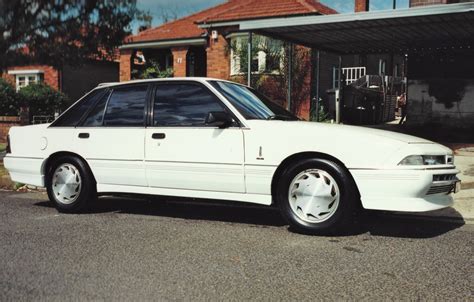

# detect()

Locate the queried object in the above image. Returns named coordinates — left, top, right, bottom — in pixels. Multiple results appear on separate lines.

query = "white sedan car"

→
left=4, top=78, right=461, bottom=234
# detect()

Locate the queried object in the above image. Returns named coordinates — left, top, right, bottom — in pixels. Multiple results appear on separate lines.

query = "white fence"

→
left=333, top=66, right=367, bottom=88
left=342, top=67, right=366, bottom=85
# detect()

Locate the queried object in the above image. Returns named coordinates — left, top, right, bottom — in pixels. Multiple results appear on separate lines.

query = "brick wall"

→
left=0, top=116, right=21, bottom=143
left=119, top=49, right=132, bottom=82
left=3, top=65, right=59, bottom=90
left=207, top=31, right=230, bottom=79
left=410, top=0, right=447, bottom=6
left=171, top=47, right=188, bottom=77
left=355, top=0, right=369, bottom=12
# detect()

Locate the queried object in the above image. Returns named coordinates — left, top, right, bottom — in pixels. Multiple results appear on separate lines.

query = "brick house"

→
left=2, top=59, right=119, bottom=104
left=120, top=0, right=473, bottom=124
left=119, top=0, right=337, bottom=119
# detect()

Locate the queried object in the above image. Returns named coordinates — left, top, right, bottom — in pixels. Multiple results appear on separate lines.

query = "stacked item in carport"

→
left=342, top=75, right=403, bottom=125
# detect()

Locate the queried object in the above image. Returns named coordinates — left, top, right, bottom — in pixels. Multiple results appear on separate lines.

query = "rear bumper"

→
left=351, top=168, right=459, bottom=212
left=3, top=156, right=45, bottom=187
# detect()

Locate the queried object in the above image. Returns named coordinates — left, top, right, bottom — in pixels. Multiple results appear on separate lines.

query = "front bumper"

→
left=351, top=167, right=460, bottom=212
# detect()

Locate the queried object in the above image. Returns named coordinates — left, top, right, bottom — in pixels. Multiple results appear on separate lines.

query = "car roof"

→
left=97, top=77, right=240, bottom=89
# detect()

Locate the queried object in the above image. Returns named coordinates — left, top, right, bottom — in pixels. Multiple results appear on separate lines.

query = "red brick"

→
left=410, top=0, right=447, bottom=7
left=207, top=32, right=230, bottom=79
left=119, top=49, right=132, bottom=82
left=0, top=116, right=21, bottom=143
left=171, top=47, right=188, bottom=77
left=355, top=0, right=369, bottom=12
left=3, top=65, right=59, bottom=90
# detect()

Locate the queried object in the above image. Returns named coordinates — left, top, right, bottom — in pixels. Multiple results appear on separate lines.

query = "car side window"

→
left=81, top=90, right=111, bottom=127
left=103, top=85, right=148, bottom=127
left=153, top=83, right=225, bottom=127
left=51, top=89, right=106, bottom=127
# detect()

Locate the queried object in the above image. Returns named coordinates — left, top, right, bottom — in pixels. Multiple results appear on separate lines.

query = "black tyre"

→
left=275, top=158, right=359, bottom=235
left=46, top=156, right=96, bottom=213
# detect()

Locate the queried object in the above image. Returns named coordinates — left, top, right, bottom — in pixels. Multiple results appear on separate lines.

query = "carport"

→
left=236, top=2, right=474, bottom=124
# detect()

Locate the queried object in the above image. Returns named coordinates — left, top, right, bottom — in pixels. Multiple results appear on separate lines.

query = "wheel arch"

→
left=270, top=152, right=361, bottom=204
left=42, top=151, right=96, bottom=184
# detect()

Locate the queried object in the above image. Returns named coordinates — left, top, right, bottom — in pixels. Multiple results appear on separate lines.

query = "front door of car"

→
left=74, top=84, right=149, bottom=187
left=145, top=82, right=245, bottom=193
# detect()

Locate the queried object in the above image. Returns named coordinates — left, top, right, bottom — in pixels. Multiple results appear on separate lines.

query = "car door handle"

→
left=152, top=133, right=166, bottom=139
left=78, top=133, right=90, bottom=139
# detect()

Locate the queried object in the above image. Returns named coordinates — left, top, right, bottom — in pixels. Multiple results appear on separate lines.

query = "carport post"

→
left=247, top=32, right=252, bottom=87
left=287, top=43, right=293, bottom=112
left=335, top=55, right=342, bottom=124
left=314, top=50, right=320, bottom=122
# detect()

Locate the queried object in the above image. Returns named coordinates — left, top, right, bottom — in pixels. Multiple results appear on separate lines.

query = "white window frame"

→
left=7, top=69, right=43, bottom=91
left=229, top=33, right=283, bottom=76
left=379, top=59, right=387, bottom=75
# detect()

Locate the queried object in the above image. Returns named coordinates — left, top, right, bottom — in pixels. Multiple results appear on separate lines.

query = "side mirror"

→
left=205, top=111, right=234, bottom=129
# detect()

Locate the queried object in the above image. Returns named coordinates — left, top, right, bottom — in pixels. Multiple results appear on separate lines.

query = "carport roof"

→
left=236, top=2, right=474, bottom=54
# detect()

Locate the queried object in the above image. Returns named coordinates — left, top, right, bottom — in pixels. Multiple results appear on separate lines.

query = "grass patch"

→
left=0, top=143, right=5, bottom=153
left=0, top=163, right=14, bottom=189
left=0, top=163, right=7, bottom=177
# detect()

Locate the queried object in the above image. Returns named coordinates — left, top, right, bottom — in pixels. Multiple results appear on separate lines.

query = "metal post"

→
left=247, top=32, right=252, bottom=87
left=287, top=43, right=293, bottom=112
left=315, top=50, right=320, bottom=122
left=335, top=55, right=342, bottom=124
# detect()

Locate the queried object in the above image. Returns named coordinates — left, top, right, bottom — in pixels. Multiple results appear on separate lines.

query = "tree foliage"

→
left=132, top=59, right=174, bottom=79
left=17, top=83, right=68, bottom=118
left=0, top=78, right=19, bottom=116
left=136, top=10, right=153, bottom=32
left=0, top=0, right=139, bottom=69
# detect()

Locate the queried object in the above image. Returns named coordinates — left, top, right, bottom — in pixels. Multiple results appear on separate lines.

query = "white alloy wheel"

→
left=288, top=169, right=340, bottom=223
left=52, top=163, right=82, bottom=205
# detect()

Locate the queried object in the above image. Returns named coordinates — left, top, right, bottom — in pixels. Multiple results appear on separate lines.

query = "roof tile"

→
left=126, top=0, right=336, bottom=44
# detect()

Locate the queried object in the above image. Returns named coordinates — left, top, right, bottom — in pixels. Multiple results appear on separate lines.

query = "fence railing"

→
left=333, top=66, right=367, bottom=88
left=342, top=67, right=367, bottom=85
left=32, top=115, right=54, bottom=124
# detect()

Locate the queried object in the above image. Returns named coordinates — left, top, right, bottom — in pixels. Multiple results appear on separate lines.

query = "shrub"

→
left=132, top=59, right=174, bottom=79
left=17, top=83, right=68, bottom=118
left=0, top=78, right=19, bottom=116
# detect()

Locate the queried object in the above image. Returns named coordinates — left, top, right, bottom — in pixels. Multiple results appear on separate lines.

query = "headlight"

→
left=398, top=155, right=447, bottom=166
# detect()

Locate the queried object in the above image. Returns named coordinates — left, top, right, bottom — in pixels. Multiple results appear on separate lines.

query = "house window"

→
left=7, top=70, right=43, bottom=91
left=16, top=74, right=40, bottom=91
left=332, top=67, right=340, bottom=89
left=394, top=64, right=401, bottom=77
left=379, top=59, right=387, bottom=75
left=230, top=34, right=283, bottom=76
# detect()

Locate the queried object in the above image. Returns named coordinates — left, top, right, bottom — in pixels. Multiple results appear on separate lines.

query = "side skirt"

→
left=97, top=184, right=273, bottom=206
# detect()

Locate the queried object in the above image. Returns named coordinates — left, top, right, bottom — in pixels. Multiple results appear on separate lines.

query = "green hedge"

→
left=17, top=83, right=68, bottom=118
left=0, top=80, right=68, bottom=118
left=0, top=78, right=19, bottom=116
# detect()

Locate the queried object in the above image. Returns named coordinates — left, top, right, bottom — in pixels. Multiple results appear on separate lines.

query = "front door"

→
left=145, top=82, right=245, bottom=193
left=74, top=84, right=149, bottom=187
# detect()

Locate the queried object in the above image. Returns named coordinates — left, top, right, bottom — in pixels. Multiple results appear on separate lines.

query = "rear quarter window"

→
left=50, top=89, right=107, bottom=127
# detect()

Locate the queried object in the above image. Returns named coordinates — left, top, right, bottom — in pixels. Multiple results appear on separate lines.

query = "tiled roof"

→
left=198, top=0, right=337, bottom=23
left=126, top=0, right=336, bottom=44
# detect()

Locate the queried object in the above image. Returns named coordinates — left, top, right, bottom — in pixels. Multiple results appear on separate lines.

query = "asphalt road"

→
left=0, top=192, right=472, bottom=301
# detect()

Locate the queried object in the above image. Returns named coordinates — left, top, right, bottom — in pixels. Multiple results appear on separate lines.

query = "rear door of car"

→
left=74, top=84, right=149, bottom=187
left=144, top=81, right=246, bottom=193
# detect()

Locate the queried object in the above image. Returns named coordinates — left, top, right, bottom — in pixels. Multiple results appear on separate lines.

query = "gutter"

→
left=238, top=2, right=474, bottom=31
left=119, top=37, right=207, bottom=50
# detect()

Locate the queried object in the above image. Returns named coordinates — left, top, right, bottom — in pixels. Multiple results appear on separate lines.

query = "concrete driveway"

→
left=0, top=192, right=472, bottom=301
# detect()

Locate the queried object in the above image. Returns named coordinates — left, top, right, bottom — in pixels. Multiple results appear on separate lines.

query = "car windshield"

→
left=209, top=80, right=299, bottom=121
